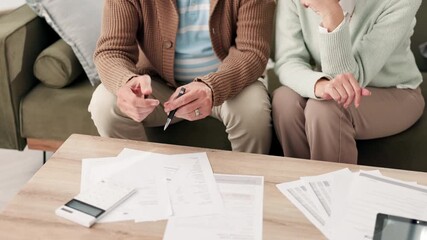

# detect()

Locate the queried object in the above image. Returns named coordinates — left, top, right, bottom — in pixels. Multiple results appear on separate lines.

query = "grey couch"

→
left=0, top=3, right=426, bottom=171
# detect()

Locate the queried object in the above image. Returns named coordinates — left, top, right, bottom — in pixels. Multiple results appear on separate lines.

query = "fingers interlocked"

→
left=323, top=73, right=371, bottom=108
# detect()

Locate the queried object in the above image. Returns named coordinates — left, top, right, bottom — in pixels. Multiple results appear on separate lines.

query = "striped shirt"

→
left=174, top=0, right=220, bottom=84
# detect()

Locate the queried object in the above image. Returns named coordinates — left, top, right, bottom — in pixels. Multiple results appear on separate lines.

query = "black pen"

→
left=164, top=87, right=186, bottom=131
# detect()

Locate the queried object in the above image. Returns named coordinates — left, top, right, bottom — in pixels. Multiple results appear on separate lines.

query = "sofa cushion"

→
left=34, top=39, right=83, bottom=88
left=357, top=73, right=427, bottom=172
left=20, top=75, right=99, bottom=141
left=25, top=0, right=102, bottom=86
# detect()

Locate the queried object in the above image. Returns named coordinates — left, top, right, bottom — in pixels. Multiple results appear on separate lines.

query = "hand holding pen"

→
left=163, top=81, right=213, bottom=129
left=164, top=87, right=186, bottom=130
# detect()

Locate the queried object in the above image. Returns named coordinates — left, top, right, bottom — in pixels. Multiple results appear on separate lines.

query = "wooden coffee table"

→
left=1, top=134, right=426, bottom=239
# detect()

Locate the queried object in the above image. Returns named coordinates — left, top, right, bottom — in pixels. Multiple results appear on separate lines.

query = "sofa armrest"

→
left=0, top=5, right=58, bottom=150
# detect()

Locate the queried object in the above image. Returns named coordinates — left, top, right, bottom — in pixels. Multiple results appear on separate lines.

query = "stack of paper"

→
left=277, top=168, right=427, bottom=240
left=81, top=148, right=264, bottom=240
left=164, top=174, right=264, bottom=240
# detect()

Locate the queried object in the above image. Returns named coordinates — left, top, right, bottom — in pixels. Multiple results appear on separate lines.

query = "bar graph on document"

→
left=299, top=168, right=352, bottom=218
left=309, top=181, right=331, bottom=216
left=277, top=181, right=330, bottom=237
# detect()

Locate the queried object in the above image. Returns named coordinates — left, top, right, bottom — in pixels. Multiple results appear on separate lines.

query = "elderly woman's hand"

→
left=300, top=0, right=344, bottom=32
left=315, top=73, right=371, bottom=108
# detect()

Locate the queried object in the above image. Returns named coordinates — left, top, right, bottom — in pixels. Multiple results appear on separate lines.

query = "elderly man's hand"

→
left=164, top=81, right=213, bottom=121
left=116, top=75, right=160, bottom=122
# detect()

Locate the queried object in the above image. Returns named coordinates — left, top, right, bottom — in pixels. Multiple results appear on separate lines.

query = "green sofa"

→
left=0, top=4, right=426, bottom=171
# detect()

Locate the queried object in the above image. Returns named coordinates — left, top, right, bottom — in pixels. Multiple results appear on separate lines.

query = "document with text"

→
left=81, top=153, right=172, bottom=223
left=80, top=149, right=224, bottom=223
left=118, top=149, right=224, bottom=218
left=277, top=168, right=427, bottom=240
left=329, top=172, right=427, bottom=240
left=164, top=174, right=264, bottom=240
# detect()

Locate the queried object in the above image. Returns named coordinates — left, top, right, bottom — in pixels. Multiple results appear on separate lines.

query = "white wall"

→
left=0, top=0, right=25, bottom=15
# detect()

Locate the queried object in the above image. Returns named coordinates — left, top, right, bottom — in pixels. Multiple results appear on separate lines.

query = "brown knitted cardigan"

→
left=94, top=0, right=275, bottom=106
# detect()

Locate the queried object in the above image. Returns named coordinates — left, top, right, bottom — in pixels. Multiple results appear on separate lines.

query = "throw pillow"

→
left=34, top=39, right=84, bottom=88
left=421, top=42, right=427, bottom=59
left=26, top=0, right=103, bottom=86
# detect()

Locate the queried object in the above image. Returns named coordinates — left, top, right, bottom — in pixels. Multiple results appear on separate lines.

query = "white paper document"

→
left=116, top=148, right=196, bottom=194
left=300, top=168, right=352, bottom=218
left=117, top=149, right=224, bottom=218
left=81, top=157, right=120, bottom=191
left=277, top=180, right=330, bottom=237
left=277, top=168, right=352, bottom=238
left=164, top=174, right=264, bottom=240
left=81, top=153, right=172, bottom=223
left=110, top=155, right=172, bottom=223
left=277, top=168, right=427, bottom=240
left=168, top=153, right=224, bottom=218
left=80, top=148, right=224, bottom=223
left=329, top=172, right=427, bottom=240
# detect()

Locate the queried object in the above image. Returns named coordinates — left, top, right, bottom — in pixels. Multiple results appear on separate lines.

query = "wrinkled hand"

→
left=164, top=81, right=213, bottom=121
left=315, top=73, right=371, bottom=108
left=301, top=0, right=343, bottom=32
left=116, top=75, right=159, bottom=122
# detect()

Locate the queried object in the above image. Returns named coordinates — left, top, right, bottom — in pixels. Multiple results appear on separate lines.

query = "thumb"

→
left=322, top=93, right=333, bottom=100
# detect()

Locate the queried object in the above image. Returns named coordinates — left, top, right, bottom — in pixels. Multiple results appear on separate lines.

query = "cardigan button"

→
left=163, top=40, right=173, bottom=49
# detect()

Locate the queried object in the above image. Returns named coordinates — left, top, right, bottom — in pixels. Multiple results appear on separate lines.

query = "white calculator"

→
left=55, top=181, right=135, bottom=227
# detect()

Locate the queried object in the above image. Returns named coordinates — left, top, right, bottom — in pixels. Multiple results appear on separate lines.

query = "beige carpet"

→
left=0, top=147, right=51, bottom=212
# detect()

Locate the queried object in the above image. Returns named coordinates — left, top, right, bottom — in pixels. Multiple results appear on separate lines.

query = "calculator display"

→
left=65, top=199, right=105, bottom=218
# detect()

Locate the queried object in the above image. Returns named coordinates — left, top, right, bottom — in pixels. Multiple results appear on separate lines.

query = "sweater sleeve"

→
left=93, top=0, right=141, bottom=94
left=196, top=0, right=276, bottom=106
left=318, top=0, right=422, bottom=87
left=274, top=0, right=331, bottom=99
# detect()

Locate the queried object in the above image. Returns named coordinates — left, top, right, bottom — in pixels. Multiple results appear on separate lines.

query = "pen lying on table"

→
left=164, top=87, right=186, bottom=131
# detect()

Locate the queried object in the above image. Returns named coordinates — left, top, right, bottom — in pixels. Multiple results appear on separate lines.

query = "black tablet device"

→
left=373, top=213, right=427, bottom=240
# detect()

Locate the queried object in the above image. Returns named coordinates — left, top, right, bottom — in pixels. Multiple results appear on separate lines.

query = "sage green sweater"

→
left=275, top=0, right=423, bottom=99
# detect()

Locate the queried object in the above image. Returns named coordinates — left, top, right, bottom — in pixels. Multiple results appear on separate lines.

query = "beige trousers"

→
left=272, top=86, right=425, bottom=164
left=88, top=77, right=272, bottom=154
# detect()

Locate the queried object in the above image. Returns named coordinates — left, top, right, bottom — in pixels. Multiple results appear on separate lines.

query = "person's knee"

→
left=223, top=82, right=272, bottom=137
left=305, top=100, right=343, bottom=127
left=232, top=103, right=272, bottom=153
left=246, top=107, right=272, bottom=138
left=88, top=84, right=117, bottom=136
left=272, top=86, right=305, bottom=126
left=228, top=100, right=271, bottom=133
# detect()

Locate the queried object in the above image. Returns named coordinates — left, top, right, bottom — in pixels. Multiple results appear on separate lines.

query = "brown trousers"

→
left=272, top=86, right=425, bottom=164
